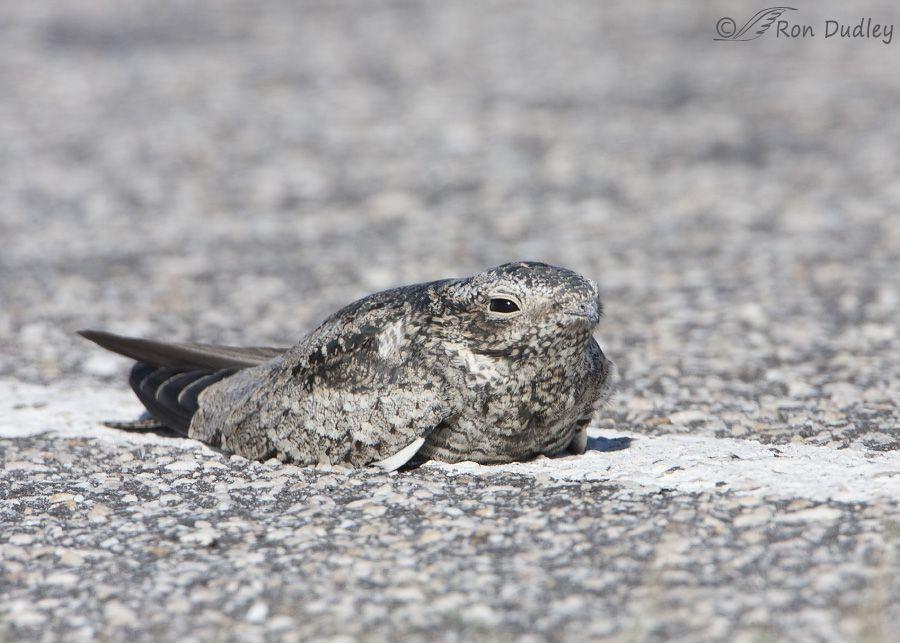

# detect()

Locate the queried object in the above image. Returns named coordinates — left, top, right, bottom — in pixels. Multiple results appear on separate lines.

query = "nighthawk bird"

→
left=80, top=262, right=615, bottom=470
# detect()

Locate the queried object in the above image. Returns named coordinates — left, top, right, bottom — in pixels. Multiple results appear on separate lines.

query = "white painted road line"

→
left=428, top=431, right=900, bottom=504
left=3, top=379, right=898, bottom=504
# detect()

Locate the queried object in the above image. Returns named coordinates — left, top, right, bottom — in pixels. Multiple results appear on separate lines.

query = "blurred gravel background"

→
left=1, top=1, right=898, bottom=641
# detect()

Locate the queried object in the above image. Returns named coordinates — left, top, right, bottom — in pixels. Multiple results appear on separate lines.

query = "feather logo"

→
left=715, top=7, right=796, bottom=41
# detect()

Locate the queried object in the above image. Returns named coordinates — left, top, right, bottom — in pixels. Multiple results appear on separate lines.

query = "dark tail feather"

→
left=176, top=370, right=237, bottom=414
left=103, top=415, right=177, bottom=435
left=79, top=329, right=288, bottom=435
left=128, top=363, right=239, bottom=434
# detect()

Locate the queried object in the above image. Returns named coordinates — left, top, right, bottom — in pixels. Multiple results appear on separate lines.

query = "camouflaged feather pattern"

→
left=191, top=262, right=615, bottom=466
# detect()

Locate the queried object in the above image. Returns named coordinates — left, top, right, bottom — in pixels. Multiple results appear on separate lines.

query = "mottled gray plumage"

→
left=81, top=262, right=615, bottom=469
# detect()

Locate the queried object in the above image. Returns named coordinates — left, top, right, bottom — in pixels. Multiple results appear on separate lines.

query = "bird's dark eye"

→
left=489, top=298, right=520, bottom=314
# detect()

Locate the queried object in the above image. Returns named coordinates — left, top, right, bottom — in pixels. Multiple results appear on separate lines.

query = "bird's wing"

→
left=209, top=290, right=463, bottom=468
left=79, top=329, right=290, bottom=434
left=78, top=329, right=289, bottom=369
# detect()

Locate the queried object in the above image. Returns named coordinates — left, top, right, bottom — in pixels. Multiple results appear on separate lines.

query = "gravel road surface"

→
left=1, top=2, right=898, bottom=641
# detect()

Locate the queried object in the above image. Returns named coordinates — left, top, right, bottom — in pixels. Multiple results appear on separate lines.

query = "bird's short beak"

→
left=567, top=301, right=601, bottom=326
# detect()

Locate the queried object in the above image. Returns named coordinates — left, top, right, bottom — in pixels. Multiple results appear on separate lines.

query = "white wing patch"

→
left=378, top=320, right=407, bottom=363
left=372, top=437, right=426, bottom=471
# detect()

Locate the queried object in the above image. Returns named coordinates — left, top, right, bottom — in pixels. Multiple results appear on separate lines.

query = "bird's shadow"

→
left=584, top=435, right=633, bottom=453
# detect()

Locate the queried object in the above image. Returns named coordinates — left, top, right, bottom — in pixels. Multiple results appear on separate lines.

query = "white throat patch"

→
left=445, top=342, right=502, bottom=384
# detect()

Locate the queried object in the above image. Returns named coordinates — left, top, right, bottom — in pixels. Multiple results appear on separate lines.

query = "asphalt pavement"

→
left=1, top=2, right=898, bottom=641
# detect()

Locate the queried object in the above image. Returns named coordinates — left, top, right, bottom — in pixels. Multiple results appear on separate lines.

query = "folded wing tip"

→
left=77, top=328, right=114, bottom=343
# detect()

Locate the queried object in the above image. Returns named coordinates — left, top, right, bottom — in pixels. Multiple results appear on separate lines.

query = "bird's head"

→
left=435, top=262, right=603, bottom=365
